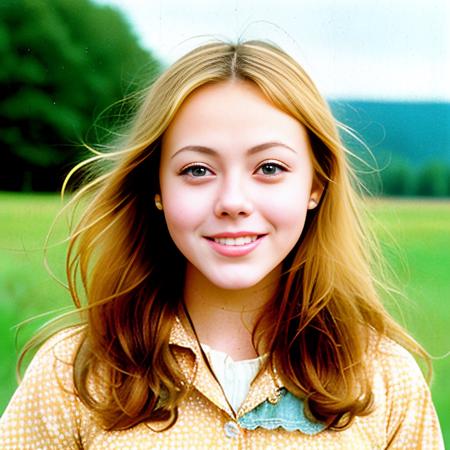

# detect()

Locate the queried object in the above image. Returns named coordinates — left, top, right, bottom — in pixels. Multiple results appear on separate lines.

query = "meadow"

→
left=0, top=192, right=449, bottom=445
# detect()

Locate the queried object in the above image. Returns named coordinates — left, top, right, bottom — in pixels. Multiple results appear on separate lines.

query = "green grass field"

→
left=1, top=192, right=449, bottom=445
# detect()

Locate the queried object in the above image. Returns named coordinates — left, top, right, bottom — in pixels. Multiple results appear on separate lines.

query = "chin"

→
left=208, top=273, right=270, bottom=291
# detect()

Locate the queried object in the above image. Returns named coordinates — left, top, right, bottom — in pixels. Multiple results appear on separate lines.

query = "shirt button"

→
left=224, top=420, right=240, bottom=438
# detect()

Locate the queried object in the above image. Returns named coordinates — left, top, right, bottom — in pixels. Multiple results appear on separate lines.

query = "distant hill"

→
left=329, top=100, right=450, bottom=168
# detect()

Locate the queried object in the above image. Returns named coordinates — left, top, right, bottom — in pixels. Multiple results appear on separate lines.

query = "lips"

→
left=204, top=232, right=266, bottom=256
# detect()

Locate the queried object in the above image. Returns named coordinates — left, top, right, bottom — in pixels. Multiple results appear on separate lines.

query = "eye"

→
left=180, top=164, right=214, bottom=177
left=256, top=161, right=287, bottom=176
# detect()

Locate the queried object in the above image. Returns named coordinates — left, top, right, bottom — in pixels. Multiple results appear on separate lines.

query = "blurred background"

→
left=0, top=0, right=449, bottom=444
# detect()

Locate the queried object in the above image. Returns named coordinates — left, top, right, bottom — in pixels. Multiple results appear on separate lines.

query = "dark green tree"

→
left=0, top=0, right=161, bottom=191
left=415, top=162, right=450, bottom=197
left=380, top=159, right=415, bottom=196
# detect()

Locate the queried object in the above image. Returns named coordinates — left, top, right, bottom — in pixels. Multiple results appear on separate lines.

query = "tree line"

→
left=360, top=160, right=450, bottom=197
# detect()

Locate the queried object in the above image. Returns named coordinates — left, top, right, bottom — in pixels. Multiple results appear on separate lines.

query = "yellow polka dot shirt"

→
left=0, top=320, right=444, bottom=449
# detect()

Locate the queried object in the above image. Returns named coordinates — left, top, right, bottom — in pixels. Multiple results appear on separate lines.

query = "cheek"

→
left=163, top=200, right=193, bottom=235
left=268, top=205, right=308, bottom=237
left=161, top=185, right=207, bottom=238
left=259, top=179, right=311, bottom=230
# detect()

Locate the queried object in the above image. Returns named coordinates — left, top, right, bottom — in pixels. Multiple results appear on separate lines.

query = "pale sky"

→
left=96, top=0, right=450, bottom=100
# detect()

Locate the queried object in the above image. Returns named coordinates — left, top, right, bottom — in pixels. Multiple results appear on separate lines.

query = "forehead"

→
left=161, top=80, right=309, bottom=152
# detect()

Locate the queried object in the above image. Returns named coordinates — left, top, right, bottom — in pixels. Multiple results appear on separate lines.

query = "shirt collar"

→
left=168, top=316, right=284, bottom=418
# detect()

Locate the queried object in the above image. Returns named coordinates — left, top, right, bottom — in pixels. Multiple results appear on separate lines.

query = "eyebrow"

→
left=170, top=141, right=298, bottom=159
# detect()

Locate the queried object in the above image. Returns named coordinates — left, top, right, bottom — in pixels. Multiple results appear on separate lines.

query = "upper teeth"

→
left=214, top=236, right=258, bottom=246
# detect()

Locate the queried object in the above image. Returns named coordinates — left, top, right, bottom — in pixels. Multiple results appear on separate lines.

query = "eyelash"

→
left=179, top=160, right=288, bottom=178
left=179, top=164, right=214, bottom=177
left=255, top=161, right=288, bottom=176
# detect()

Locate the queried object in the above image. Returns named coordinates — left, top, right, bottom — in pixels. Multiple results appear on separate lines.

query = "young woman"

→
left=0, top=40, right=444, bottom=448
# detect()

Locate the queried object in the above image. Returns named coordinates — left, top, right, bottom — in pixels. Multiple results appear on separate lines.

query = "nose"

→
left=214, top=176, right=254, bottom=218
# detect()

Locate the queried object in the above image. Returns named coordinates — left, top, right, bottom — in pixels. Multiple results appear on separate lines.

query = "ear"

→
left=307, top=178, right=325, bottom=210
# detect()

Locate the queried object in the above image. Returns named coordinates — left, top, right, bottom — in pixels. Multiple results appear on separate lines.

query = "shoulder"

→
left=368, top=335, right=425, bottom=390
left=16, top=326, right=86, bottom=403
left=366, top=333, right=427, bottom=406
left=34, top=326, right=85, bottom=360
left=26, top=326, right=85, bottom=387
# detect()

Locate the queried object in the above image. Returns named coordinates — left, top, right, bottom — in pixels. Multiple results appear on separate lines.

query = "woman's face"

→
left=159, top=80, right=321, bottom=291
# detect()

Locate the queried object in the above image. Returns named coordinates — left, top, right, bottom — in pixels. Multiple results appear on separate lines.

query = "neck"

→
left=183, top=265, right=280, bottom=360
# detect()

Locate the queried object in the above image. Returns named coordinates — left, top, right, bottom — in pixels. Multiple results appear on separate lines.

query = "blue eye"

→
left=181, top=165, right=213, bottom=177
left=257, top=162, right=286, bottom=176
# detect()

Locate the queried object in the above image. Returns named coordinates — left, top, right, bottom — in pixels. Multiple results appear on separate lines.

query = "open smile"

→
left=212, top=235, right=259, bottom=246
left=204, top=233, right=266, bottom=256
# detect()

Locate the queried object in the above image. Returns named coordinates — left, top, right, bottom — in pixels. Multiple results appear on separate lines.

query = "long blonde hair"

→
left=33, top=40, right=427, bottom=430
